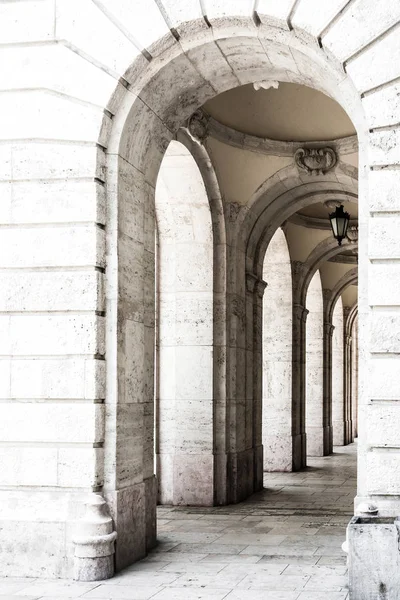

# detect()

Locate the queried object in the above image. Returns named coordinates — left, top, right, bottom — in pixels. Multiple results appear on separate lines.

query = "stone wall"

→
left=0, top=0, right=399, bottom=580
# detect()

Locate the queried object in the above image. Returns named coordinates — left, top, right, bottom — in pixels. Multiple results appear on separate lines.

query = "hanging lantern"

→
left=329, top=204, right=350, bottom=246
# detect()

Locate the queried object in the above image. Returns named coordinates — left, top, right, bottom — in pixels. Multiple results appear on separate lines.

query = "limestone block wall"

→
left=0, top=0, right=399, bottom=580
left=332, top=298, right=345, bottom=445
left=306, top=271, right=324, bottom=457
left=262, top=228, right=293, bottom=471
left=155, top=141, right=214, bottom=506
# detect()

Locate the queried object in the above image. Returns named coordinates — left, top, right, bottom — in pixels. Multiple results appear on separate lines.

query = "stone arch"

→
left=155, top=139, right=215, bottom=507
left=299, top=238, right=358, bottom=306
left=262, top=227, right=293, bottom=471
left=240, top=163, right=358, bottom=275
left=235, top=164, right=358, bottom=469
left=346, top=303, right=359, bottom=337
left=326, top=269, right=358, bottom=323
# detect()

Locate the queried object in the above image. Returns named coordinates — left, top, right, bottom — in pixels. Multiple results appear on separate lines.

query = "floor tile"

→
left=2, top=444, right=357, bottom=600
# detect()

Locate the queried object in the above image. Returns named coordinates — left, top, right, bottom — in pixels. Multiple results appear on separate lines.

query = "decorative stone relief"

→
left=346, top=225, right=358, bottom=243
left=294, top=147, right=337, bottom=175
left=187, top=109, right=210, bottom=143
left=72, top=495, right=117, bottom=582
left=324, top=200, right=341, bottom=209
left=253, top=80, right=279, bottom=91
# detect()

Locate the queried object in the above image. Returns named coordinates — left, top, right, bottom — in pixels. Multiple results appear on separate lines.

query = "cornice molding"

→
left=202, top=110, right=358, bottom=157
left=288, top=212, right=358, bottom=230
left=328, top=254, right=358, bottom=264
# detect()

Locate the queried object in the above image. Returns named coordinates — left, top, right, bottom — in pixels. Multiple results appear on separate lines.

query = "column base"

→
left=264, top=435, right=293, bottom=472
left=105, top=476, right=157, bottom=572
left=333, top=420, right=346, bottom=446
left=0, top=489, right=104, bottom=578
left=254, top=445, right=264, bottom=491
left=323, top=425, right=333, bottom=455
left=157, top=453, right=214, bottom=506
left=307, top=426, right=325, bottom=457
left=227, top=448, right=255, bottom=503
left=344, top=419, right=353, bottom=444
left=292, top=433, right=307, bottom=470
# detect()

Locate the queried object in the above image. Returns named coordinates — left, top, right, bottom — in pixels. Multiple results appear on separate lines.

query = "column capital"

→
left=293, top=303, right=309, bottom=322
left=246, top=272, right=267, bottom=297
left=324, top=321, right=335, bottom=337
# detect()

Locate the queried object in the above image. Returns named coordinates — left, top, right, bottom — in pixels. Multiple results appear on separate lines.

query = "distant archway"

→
left=332, top=297, right=345, bottom=445
left=155, top=140, right=214, bottom=506
left=262, top=228, right=292, bottom=471
left=306, top=271, right=324, bottom=457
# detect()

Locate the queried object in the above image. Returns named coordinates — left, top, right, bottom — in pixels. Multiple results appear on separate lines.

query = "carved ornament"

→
left=187, top=109, right=210, bottom=143
left=346, top=225, right=358, bottom=243
left=294, top=147, right=337, bottom=176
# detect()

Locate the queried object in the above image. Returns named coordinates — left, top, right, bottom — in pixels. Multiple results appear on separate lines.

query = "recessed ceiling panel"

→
left=203, top=82, right=356, bottom=142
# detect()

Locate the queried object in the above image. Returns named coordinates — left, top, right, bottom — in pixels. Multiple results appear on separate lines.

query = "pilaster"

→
left=246, top=272, right=267, bottom=493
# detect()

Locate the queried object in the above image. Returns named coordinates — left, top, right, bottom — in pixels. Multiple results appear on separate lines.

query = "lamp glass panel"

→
left=330, top=217, right=338, bottom=236
left=337, top=216, right=347, bottom=237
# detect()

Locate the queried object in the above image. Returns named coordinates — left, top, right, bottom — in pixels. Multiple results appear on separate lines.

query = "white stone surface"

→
left=0, top=0, right=398, bottom=588
left=0, top=0, right=55, bottom=43
left=306, top=272, right=324, bottom=457
left=156, top=141, right=214, bottom=506
left=262, top=229, right=293, bottom=471
left=332, top=299, right=345, bottom=446
left=322, top=0, right=400, bottom=62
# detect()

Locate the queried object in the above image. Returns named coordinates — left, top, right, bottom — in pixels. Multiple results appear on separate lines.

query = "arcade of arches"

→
left=1, top=1, right=400, bottom=597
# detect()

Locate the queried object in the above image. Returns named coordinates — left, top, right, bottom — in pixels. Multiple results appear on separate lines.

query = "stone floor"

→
left=1, top=444, right=356, bottom=600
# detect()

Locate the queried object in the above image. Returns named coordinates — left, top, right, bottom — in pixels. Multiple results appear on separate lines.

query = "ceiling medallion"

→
left=294, top=147, right=337, bottom=176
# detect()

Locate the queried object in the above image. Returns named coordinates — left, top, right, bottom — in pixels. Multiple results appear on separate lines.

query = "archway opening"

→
left=262, top=228, right=293, bottom=471
left=105, top=20, right=364, bottom=572
left=306, top=270, right=325, bottom=457
left=154, top=140, right=214, bottom=507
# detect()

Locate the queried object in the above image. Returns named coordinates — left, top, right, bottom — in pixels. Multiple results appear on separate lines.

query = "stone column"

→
left=155, top=142, right=215, bottom=507
left=352, top=319, right=358, bottom=439
left=305, top=273, right=325, bottom=458
left=345, top=333, right=353, bottom=444
left=262, top=229, right=293, bottom=472
left=323, top=317, right=335, bottom=455
left=291, top=261, right=308, bottom=470
left=251, top=275, right=268, bottom=490
left=292, top=303, right=308, bottom=469
left=332, top=301, right=345, bottom=446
